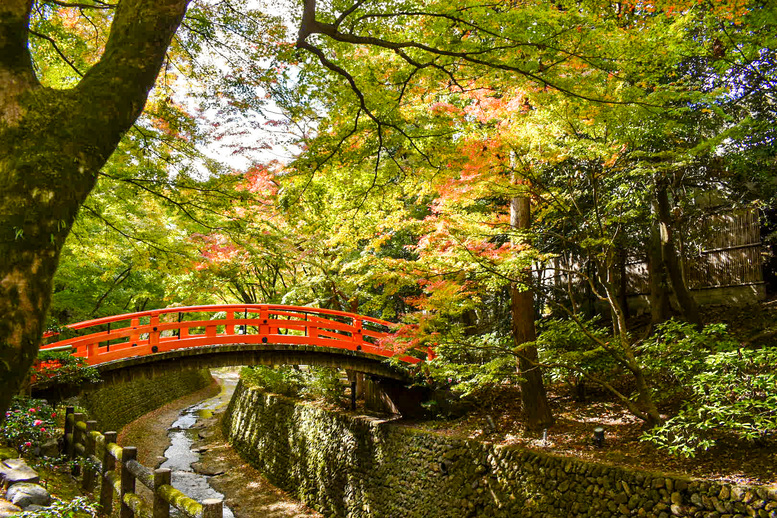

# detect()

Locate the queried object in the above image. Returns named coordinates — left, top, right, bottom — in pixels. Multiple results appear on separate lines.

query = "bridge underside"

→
left=33, top=342, right=414, bottom=402
left=94, top=342, right=412, bottom=382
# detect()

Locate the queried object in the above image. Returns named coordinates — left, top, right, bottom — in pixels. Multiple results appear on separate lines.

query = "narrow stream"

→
left=160, top=369, right=239, bottom=518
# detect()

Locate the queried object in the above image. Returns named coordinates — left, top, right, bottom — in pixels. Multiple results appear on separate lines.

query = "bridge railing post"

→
left=352, top=317, right=363, bottom=344
left=307, top=319, right=318, bottom=341
left=259, top=307, right=269, bottom=336
left=86, top=342, right=97, bottom=362
left=130, top=318, right=140, bottom=347
left=149, top=314, right=160, bottom=349
left=225, top=311, right=235, bottom=336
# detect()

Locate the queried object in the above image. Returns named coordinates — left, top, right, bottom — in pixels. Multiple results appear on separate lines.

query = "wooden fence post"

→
left=81, top=420, right=97, bottom=491
left=202, top=499, right=223, bottom=518
left=119, top=446, right=137, bottom=518
left=100, top=431, right=117, bottom=515
left=72, top=412, right=85, bottom=476
left=64, top=407, right=74, bottom=461
left=152, top=468, right=171, bottom=518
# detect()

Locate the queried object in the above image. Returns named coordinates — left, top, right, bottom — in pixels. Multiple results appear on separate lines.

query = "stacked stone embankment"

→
left=78, top=367, right=213, bottom=432
left=223, top=380, right=777, bottom=518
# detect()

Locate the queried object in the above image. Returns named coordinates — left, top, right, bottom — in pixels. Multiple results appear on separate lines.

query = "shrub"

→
left=18, top=496, right=99, bottom=517
left=640, top=321, right=777, bottom=456
left=240, top=366, right=348, bottom=407
left=240, top=366, right=304, bottom=397
left=535, top=317, right=613, bottom=394
left=300, top=366, right=348, bottom=407
left=32, top=351, right=100, bottom=389
left=2, top=397, right=57, bottom=454
left=422, top=331, right=522, bottom=397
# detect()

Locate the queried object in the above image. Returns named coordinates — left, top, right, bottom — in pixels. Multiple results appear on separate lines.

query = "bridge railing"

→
left=64, top=407, right=222, bottom=518
left=41, top=304, right=426, bottom=366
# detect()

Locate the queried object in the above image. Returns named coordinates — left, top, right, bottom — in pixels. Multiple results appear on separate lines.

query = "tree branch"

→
left=42, top=0, right=115, bottom=9
left=28, top=29, right=84, bottom=77
left=298, top=5, right=654, bottom=107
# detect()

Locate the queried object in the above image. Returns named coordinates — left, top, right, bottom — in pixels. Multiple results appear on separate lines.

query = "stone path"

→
left=0, top=457, right=52, bottom=516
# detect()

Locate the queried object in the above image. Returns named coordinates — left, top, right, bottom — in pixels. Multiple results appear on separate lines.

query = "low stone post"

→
left=72, top=412, right=85, bottom=476
left=202, top=499, right=223, bottom=518
left=64, top=407, right=75, bottom=461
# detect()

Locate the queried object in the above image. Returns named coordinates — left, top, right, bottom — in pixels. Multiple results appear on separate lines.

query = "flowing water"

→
left=160, top=369, right=239, bottom=518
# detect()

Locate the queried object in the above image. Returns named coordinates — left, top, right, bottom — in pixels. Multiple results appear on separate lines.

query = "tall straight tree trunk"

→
left=653, top=186, right=701, bottom=327
left=647, top=225, right=672, bottom=325
left=510, top=188, right=553, bottom=431
left=616, top=246, right=629, bottom=322
left=0, top=0, right=190, bottom=418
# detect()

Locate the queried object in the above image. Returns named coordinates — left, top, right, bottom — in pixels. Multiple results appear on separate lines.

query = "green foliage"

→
left=300, top=367, right=348, bottom=408
left=240, top=366, right=348, bottom=407
left=640, top=321, right=777, bottom=456
left=33, top=351, right=100, bottom=389
left=240, top=366, right=304, bottom=397
left=1, top=398, right=57, bottom=453
left=639, top=319, right=737, bottom=403
left=424, top=332, right=521, bottom=396
left=536, top=317, right=612, bottom=385
left=18, top=496, right=99, bottom=518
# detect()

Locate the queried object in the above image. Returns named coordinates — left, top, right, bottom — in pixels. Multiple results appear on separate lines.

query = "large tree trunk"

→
left=653, top=186, right=701, bottom=327
left=510, top=191, right=554, bottom=431
left=0, top=0, right=190, bottom=418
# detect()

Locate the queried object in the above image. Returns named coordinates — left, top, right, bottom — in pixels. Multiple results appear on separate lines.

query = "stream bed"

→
left=160, top=370, right=239, bottom=518
left=146, top=368, right=321, bottom=518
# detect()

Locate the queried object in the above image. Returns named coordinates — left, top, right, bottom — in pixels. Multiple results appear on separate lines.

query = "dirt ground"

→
left=398, top=300, right=777, bottom=488
left=403, top=384, right=777, bottom=488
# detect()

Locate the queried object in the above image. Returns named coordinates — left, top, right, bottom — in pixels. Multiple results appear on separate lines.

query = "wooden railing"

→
left=41, top=304, right=430, bottom=367
left=64, top=407, right=223, bottom=518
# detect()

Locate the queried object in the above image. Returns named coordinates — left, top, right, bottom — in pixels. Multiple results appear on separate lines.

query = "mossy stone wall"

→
left=223, top=380, right=777, bottom=518
left=78, top=368, right=213, bottom=432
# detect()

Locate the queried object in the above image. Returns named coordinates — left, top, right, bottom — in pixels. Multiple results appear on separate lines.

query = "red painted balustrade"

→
left=40, top=304, right=428, bottom=366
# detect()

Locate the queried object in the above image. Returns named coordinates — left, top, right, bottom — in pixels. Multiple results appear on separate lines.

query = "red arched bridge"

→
left=40, top=304, right=431, bottom=375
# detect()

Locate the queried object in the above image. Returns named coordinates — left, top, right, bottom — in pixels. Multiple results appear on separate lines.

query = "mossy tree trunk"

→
left=0, top=0, right=190, bottom=418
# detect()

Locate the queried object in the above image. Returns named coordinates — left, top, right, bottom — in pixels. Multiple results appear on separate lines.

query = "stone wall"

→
left=223, top=380, right=777, bottom=518
left=77, top=368, right=213, bottom=432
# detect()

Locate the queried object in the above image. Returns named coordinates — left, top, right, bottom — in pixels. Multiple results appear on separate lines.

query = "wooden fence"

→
left=64, top=407, right=223, bottom=518
left=629, top=209, right=763, bottom=294
left=543, top=209, right=764, bottom=304
left=685, top=209, right=762, bottom=289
